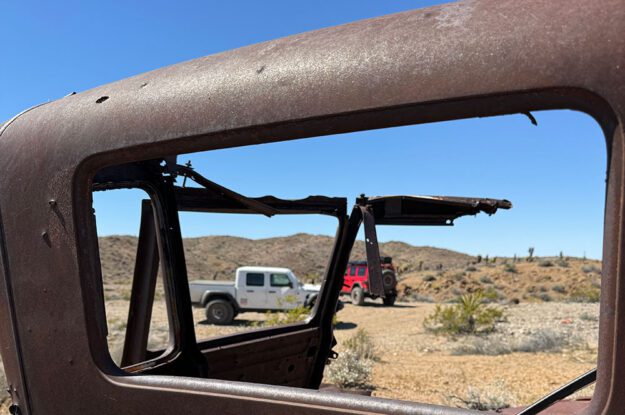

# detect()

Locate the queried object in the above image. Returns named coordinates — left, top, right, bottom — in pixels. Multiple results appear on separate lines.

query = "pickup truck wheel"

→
left=305, top=294, right=318, bottom=308
left=205, top=299, right=234, bottom=325
left=350, top=286, right=365, bottom=306
left=382, top=295, right=396, bottom=306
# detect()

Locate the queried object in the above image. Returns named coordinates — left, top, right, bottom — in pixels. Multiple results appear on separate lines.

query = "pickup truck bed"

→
left=189, top=280, right=236, bottom=304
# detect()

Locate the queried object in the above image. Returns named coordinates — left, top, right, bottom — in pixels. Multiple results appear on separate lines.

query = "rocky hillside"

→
left=98, top=233, right=601, bottom=303
left=98, top=233, right=473, bottom=283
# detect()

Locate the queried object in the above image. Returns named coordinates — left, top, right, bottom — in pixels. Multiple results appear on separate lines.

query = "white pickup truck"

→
left=189, top=266, right=321, bottom=325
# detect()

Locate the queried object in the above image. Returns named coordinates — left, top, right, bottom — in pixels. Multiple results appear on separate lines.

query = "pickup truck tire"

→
left=205, top=299, right=234, bottom=325
left=382, top=295, right=396, bottom=306
left=305, top=294, right=318, bottom=308
left=350, top=286, right=365, bottom=306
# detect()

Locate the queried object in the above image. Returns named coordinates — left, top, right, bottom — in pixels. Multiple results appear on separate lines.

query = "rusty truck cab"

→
left=0, top=1, right=624, bottom=414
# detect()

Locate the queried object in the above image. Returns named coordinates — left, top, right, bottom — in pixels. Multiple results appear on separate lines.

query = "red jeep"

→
left=342, top=257, right=397, bottom=306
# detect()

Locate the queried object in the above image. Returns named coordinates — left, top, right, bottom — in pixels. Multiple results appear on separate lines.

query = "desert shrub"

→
left=504, top=263, right=517, bottom=273
left=410, top=293, right=435, bottom=303
left=257, top=295, right=311, bottom=326
left=259, top=305, right=310, bottom=327
left=466, top=266, right=477, bottom=272
left=581, top=265, right=601, bottom=274
left=537, top=292, right=552, bottom=302
left=448, top=380, right=513, bottom=411
left=423, top=292, right=505, bottom=336
left=451, top=272, right=465, bottom=282
left=552, top=285, right=566, bottom=294
left=325, top=350, right=372, bottom=389
left=344, top=329, right=379, bottom=361
left=454, top=329, right=577, bottom=356
left=538, top=260, right=553, bottom=267
left=580, top=312, right=598, bottom=322
left=481, top=287, right=500, bottom=303
left=451, top=337, right=510, bottom=356
left=422, top=274, right=436, bottom=282
left=450, top=287, right=463, bottom=297
left=570, top=286, right=601, bottom=303
left=326, top=329, right=378, bottom=389
left=512, top=329, right=567, bottom=353
left=479, top=275, right=493, bottom=284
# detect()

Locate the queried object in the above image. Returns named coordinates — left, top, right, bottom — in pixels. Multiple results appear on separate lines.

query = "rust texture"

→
left=0, top=0, right=623, bottom=414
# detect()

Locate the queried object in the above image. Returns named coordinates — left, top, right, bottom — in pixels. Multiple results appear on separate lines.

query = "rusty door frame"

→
left=0, top=1, right=624, bottom=414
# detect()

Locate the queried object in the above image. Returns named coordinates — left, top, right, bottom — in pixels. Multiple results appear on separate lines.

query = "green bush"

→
left=449, top=381, right=514, bottom=411
left=580, top=312, right=598, bottom=322
left=503, top=263, right=517, bottom=273
left=260, top=305, right=310, bottom=327
left=326, top=329, right=377, bottom=389
left=344, top=329, right=379, bottom=361
left=482, top=287, right=500, bottom=303
left=325, top=350, right=372, bottom=389
left=570, top=286, right=601, bottom=303
left=479, top=275, right=493, bottom=284
left=423, top=292, right=505, bottom=336
left=255, top=295, right=310, bottom=327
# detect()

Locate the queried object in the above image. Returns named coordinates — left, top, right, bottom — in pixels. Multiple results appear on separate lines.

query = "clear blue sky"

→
left=2, top=1, right=606, bottom=259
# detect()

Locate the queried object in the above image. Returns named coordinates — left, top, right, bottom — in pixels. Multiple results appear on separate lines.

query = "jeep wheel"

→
left=381, top=270, right=397, bottom=291
left=350, top=286, right=365, bottom=306
left=205, top=299, right=234, bottom=325
left=382, top=295, right=396, bottom=306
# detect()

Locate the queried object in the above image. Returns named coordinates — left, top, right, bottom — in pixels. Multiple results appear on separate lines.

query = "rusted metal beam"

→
left=121, top=200, right=160, bottom=367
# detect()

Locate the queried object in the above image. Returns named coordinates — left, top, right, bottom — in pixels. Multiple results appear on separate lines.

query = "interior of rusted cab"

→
left=93, top=156, right=512, bottom=386
left=82, top=84, right=618, bottom=415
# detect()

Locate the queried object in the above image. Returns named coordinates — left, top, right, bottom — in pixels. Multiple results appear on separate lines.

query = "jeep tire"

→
left=350, top=286, right=365, bottom=306
left=205, top=299, right=235, bottom=325
left=382, top=295, right=397, bottom=306
left=381, top=270, right=397, bottom=291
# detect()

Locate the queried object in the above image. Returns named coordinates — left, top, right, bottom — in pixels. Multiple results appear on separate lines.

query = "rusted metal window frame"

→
left=0, top=2, right=623, bottom=413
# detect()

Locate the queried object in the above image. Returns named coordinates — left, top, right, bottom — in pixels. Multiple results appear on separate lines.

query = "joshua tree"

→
left=527, top=247, right=535, bottom=262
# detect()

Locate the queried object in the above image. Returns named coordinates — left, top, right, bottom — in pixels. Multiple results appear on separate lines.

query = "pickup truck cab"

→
left=189, top=266, right=320, bottom=324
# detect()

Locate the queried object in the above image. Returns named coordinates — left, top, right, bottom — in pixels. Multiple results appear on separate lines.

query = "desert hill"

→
left=98, top=233, right=601, bottom=303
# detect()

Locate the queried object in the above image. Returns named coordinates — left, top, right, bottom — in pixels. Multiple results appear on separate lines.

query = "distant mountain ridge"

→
left=98, top=233, right=602, bottom=302
left=98, top=233, right=473, bottom=283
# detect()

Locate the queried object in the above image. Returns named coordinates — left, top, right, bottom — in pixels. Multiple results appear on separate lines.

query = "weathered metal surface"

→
left=121, top=200, right=160, bottom=367
left=515, top=369, right=596, bottom=415
left=499, top=398, right=591, bottom=415
left=355, top=195, right=511, bottom=297
left=0, top=0, right=622, bottom=414
left=364, top=195, right=512, bottom=225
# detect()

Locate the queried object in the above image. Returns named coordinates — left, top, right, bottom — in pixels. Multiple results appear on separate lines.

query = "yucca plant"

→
left=424, top=291, right=504, bottom=335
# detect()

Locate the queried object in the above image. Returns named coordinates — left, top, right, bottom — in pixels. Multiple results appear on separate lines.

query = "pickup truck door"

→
left=238, top=271, right=269, bottom=309
left=266, top=272, right=302, bottom=310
